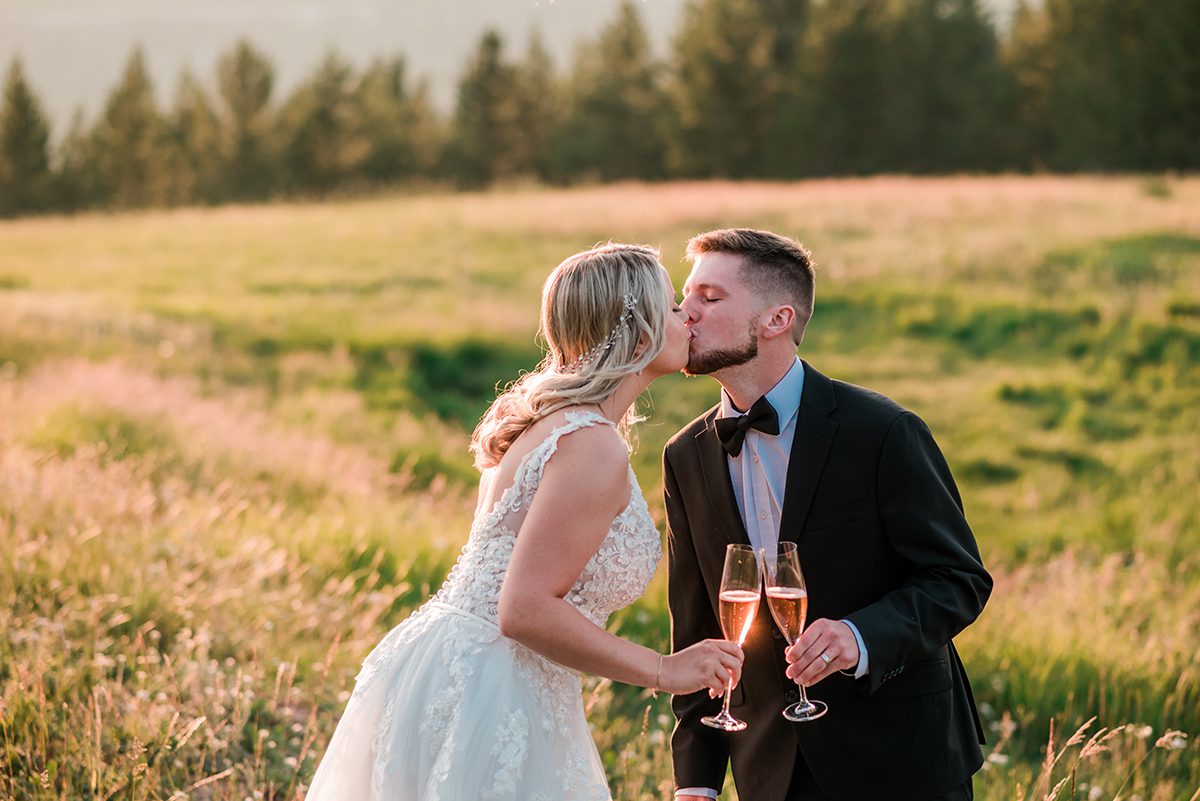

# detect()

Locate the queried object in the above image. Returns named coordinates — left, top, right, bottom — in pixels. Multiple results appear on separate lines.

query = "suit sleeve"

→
left=664, top=445, right=730, bottom=793
left=844, top=411, right=993, bottom=695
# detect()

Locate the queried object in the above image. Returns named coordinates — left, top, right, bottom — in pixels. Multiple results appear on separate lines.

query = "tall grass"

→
left=1, top=176, right=1198, bottom=798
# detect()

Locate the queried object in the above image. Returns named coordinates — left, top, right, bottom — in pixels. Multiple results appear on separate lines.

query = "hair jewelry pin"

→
left=565, top=294, right=637, bottom=371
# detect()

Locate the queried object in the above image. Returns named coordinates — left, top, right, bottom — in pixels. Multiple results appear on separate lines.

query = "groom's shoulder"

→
left=664, top=404, right=720, bottom=456
left=828, top=375, right=913, bottom=429
left=832, top=378, right=906, bottom=415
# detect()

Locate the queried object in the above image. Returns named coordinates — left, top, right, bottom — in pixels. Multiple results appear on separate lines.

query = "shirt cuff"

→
left=675, top=789, right=720, bottom=799
left=840, top=619, right=869, bottom=679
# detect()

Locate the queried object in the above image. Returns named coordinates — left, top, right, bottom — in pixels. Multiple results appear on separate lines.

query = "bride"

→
left=305, top=243, right=744, bottom=800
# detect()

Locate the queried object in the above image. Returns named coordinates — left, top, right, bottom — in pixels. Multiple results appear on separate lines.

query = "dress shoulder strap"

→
left=480, top=410, right=619, bottom=527
left=520, top=409, right=616, bottom=486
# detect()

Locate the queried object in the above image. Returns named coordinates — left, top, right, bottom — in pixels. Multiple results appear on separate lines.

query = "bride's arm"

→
left=497, top=425, right=740, bottom=696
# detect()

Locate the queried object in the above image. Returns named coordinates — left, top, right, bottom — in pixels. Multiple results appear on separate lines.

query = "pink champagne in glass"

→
left=702, top=544, right=761, bottom=732
left=764, top=542, right=828, bottom=722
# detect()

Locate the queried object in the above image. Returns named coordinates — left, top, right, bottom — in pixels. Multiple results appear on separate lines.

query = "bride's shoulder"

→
left=534, top=412, right=630, bottom=511
left=504, top=406, right=622, bottom=466
left=537, top=407, right=626, bottom=467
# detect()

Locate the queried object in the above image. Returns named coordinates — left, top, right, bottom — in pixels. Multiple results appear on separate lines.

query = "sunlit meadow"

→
left=2, top=176, right=1199, bottom=800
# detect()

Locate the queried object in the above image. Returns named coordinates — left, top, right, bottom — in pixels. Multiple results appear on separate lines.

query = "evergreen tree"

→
left=1041, top=0, right=1135, bottom=169
left=557, top=2, right=668, bottom=181
left=1002, top=0, right=1056, bottom=168
left=1008, top=0, right=1200, bottom=171
left=0, top=58, right=53, bottom=216
left=53, top=108, right=99, bottom=212
left=217, top=40, right=276, bottom=199
left=449, top=30, right=520, bottom=188
left=1130, top=0, right=1200, bottom=170
left=885, top=0, right=1011, bottom=172
left=669, top=0, right=780, bottom=177
left=757, top=0, right=813, bottom=177
left=352, top=57, right=442, bottom=186
left=511, top=31, right=561, bottom=181
left=163, top=70, right=222, bottom=205
left=278, top=51, right=365, bottom=194
left=93, top=47, right=166, bottom=208
left=803, top=0, right=895, bottom=175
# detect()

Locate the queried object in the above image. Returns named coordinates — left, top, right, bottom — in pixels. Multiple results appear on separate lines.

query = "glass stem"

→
left=721, top=675, right=733, bottom=717
left=792, top=638, right=811, bottom=708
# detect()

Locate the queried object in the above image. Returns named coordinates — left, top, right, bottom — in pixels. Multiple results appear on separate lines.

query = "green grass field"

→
left=2, top=176, right=1198, bottom=800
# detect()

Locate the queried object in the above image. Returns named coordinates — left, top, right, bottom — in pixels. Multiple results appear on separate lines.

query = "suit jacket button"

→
left=785, top=690, right=799, bottom=703
left=772, top=629, right=782, bottom=640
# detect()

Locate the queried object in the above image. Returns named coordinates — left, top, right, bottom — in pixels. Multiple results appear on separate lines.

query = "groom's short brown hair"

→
left=686, top=228, right=816, bottom=345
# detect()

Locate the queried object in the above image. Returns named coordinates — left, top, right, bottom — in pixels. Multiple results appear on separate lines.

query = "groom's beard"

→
left=684, top=327, right=758, bottom=376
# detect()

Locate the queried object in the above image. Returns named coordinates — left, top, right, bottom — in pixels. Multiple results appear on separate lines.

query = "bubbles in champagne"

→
left=718, top=589, right=760, bottom=646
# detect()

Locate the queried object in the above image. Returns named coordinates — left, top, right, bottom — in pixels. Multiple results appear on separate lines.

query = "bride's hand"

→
left=659, top=640, right=743, bottom=697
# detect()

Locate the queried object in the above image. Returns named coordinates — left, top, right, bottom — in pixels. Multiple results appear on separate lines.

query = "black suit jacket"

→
left=664, top=362, right=992, bottom=801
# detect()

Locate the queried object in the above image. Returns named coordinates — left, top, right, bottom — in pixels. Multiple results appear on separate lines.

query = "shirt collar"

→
left=719, top=357, right=805, bottom=427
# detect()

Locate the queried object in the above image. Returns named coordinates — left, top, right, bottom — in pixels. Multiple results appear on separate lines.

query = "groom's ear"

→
left=759, top=304, right=796, bottom=341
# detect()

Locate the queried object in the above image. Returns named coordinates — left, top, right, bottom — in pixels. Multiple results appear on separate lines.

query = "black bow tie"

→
left=715, top=396, right=780, bottom=457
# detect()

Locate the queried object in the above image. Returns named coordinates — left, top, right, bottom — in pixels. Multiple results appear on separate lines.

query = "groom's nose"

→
left=680, top=296, right=699, bottom=323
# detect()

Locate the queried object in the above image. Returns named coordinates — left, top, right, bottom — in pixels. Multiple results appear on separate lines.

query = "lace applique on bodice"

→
left=432, top=410, right=661, bottom=629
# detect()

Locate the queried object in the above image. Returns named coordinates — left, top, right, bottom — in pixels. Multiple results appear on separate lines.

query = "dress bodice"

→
left=432, top=410, right=662, bottom=629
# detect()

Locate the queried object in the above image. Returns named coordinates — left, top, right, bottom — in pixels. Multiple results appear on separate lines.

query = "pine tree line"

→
left=1, top=0, right=1197, bottom=218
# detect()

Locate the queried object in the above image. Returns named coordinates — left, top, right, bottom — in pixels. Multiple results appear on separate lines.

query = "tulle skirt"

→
left=305, top=601, right=613, bottom=801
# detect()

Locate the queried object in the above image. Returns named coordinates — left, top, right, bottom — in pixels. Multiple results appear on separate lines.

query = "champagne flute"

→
left=701, top=543, right=761, bottom=732
left=764, top=542, right=828, bottom=722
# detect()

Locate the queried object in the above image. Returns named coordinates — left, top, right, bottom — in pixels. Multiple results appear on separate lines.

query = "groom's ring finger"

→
left=804, top=644, right=834, bottom=680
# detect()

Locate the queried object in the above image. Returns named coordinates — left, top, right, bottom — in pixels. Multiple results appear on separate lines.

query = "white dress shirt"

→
left=676, top=359, right=868, bottom=800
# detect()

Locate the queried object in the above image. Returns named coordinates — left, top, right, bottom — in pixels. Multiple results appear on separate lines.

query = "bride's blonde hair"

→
left=470, top=243, right=671, bottom=470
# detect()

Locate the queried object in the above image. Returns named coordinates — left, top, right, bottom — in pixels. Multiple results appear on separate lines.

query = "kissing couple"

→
left=304, top=229, right=992, bottom=801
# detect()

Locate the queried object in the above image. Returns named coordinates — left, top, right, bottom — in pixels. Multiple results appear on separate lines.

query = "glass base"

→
left=701, top=711, right=748, bottom=732
left=782, top=698, right=828, bottom=722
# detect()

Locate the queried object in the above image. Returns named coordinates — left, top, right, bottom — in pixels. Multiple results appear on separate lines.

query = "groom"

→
left=664, top=228, right=992, bottom=801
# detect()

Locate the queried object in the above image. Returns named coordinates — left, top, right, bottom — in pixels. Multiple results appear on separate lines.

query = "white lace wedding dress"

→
left=305, top=411, right=662, bottom=801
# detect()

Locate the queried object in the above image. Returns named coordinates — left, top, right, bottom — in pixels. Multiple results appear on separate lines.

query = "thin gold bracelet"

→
left=653, top=654, right=664, bottom=694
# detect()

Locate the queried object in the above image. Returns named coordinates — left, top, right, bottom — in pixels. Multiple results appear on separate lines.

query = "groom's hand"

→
left=784, top=619, right=860, bottom=686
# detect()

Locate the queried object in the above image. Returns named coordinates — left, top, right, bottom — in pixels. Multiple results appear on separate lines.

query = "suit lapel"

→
left=694, top=410, right=751, bottom=547
left=779, top=362, right=839, bottom=544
